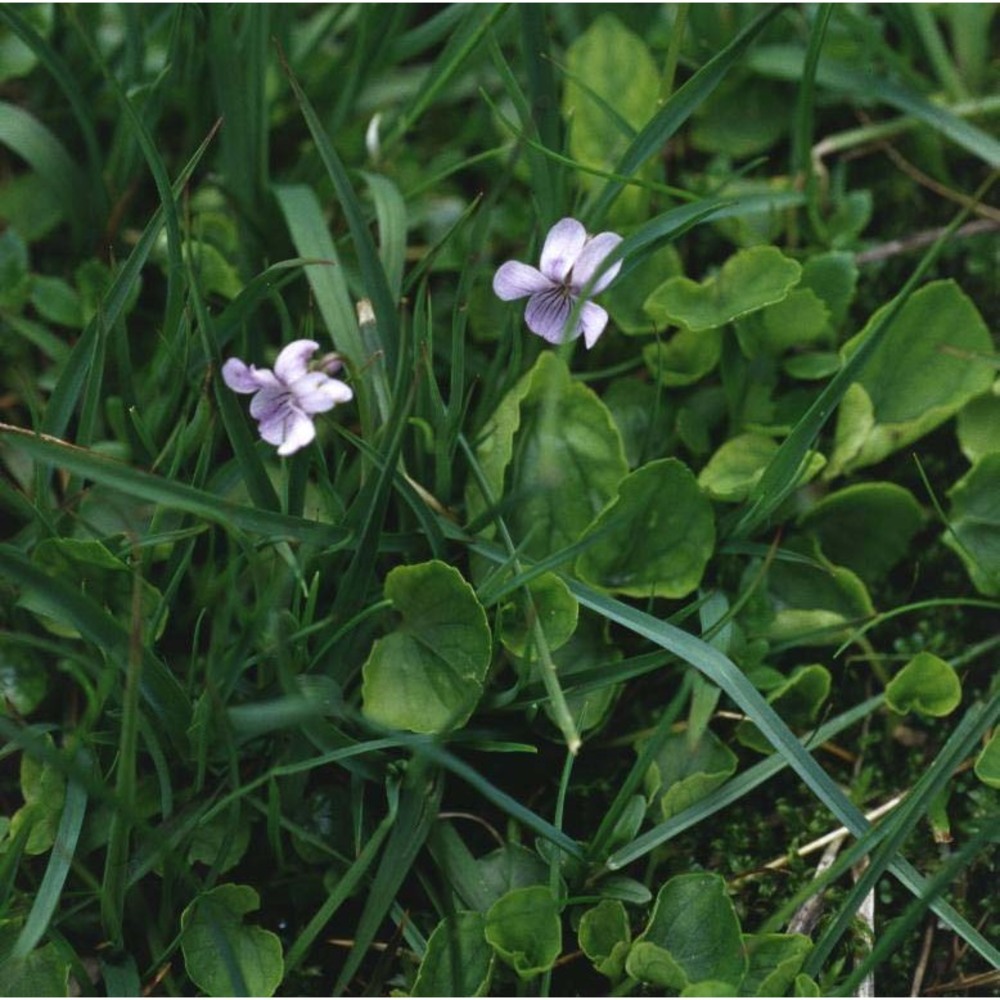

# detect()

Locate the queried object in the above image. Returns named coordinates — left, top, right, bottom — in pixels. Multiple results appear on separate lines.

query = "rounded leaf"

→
left=467, top=352, right=628, bottom=564
left=413, top=912, right=493, bottom=997
left=485, top=885, right=561, bottom=980
left=362, top=561, right=491, bottom=734
left=577, top=459, right=714, bottom=599
left=829, top=280, right=993, bottom=476
left=579, top=899, right=631, bottom=980
left=944, top=454, right=1000, bottom=596
left=974, top=729, right=1000, bottom=789
left=798, top=482, right=924, bottom=584
left=628, top=873, right=746, bottom=989
left=885, top=652, right=962, bottom=717
left=646, top=246, right=801, bottom=332
left=180, top=884, right=283, bottom=997
left=500, top=573, right=578, bottom=658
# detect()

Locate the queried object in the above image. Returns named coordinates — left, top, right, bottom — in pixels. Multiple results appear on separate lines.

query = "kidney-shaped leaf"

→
left=974, top=729, right=1000, bottom=789
left=798, top=482, right=924, bottom=584
left=468, top=352, right=628, bottom=563
left=579, top=899, right=632, bottom=981
left=413, top=912, right=493, bottom=997
left=885, top=652, right=962, bottom=717
left=627, top=873, right=746, bottom=990
left=646, top=246, right=801, bottom=332
left=485, top=885, right=561, bottom=980
left=828, top=280, right=993, bottom=477
left=362, top=561, right=491, bottom=734
left=699, top=433, right=824, bottom=503
left=577, top=458, right=715, bottom=599
left=645, top=728, right=737, bottom=821
left=943, top=453, right=1000, bottom=597
left=180, top=883, right=283, bottom=997
left=740, top=933, right=812, bottom=996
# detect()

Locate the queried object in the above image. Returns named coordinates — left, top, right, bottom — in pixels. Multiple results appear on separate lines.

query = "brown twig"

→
left=855, top=219, right=1000, bottom=264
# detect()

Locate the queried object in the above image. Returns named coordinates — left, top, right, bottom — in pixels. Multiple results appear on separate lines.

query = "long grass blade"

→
left=13, top=749, right=90, bottom=957
left=587, top=4, right=785, bottom=225
left=0, top=424, right=350, bottom=547
left=567, top=578, right=1000, bottom=968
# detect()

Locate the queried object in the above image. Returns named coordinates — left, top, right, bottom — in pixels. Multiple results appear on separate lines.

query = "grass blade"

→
left=282, top=62, right=400, bottom=375
left=0, top=424, right=350, bottom=547
left=0, top=100, right=88, bottom=242
left=567, top=578, right=1000, bottom=968
left=587, top=4, right=785, bottom=225
left=13, top=750, right=90, bottom=957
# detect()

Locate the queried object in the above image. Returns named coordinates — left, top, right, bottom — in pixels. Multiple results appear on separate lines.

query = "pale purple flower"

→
left=222, top=339, right=353, bottom=456
left=493, top=218, right=623, bottom=349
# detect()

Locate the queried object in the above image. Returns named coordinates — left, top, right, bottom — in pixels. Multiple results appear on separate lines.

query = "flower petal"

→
left=249, top=385, right=289, bottom=421
left=222, top=358, right=272, bottom=393
left=493, top=261, right=552, bottom=301
left=273, top=339, right=319, bottom=384
left=257, top=405, right=316, bottom=455
left=571, top=232, right=623, bottom=294
left=293, top=372, right=354, bottom=414
left=276, top=410, right=317, bottom=456
left=539, top=218, right=587, bottom=282
left=580, top=301, right=610, bottom=349
left=525, top=288, right=575, bottom=344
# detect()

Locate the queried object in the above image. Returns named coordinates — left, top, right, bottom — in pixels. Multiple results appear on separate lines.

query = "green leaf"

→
left=563, top=14, right=659, bottom=221
left=576, top=458, right=715, bottom=599
left=0, top=228, right=31, bottom=312
left=413, top=912, right=493, bottom=997
left=885, top=652, right=962, bottom=718
left=467, top=352, right=628, bottom=563
left=643, top=328, right=723, bottom=387
left=0, top=942, right=69, bottom=997
left=645, top=728, right=738, bottom=821
left=957, top=390, right=1000, bottom=464
left=645, top=246, right=801, bottom=333
left=606, top=244, right=683, bottom=334
left=187, top=810, right=251, bottom=873
left=499, top=572, right=578, bottom=658
left=19, top=538, right=165, bottom=641
left=740, top=933, right=812, bottom=996
left=0, top=645, right=49, bottom=716
left=541, top=614, right=622, bottom=736
left=180, top=883, right=284, bottom=997
left=180, top=239, right=243, bottom=300
left=734, top=288, right=830, bottom=359
left=0, top=99, right=86, bottom=241
left=795, top=972, right=822, bottom=996
left=603, top=377, right=675, bottom=469
left=944, top=453, right=1000, bottom=596
left=361, top=561, right=491, bottom=734
left=627, top=873, right=746, bottom=989
left=799, top=251, right=857, bottom=331
left=973, top=728, right=1000, bottom=789
left=476, top=843, right=550, bottom=904
left=485, top=885, right=561, bottom=981
left=827, top=281, right=994, bottom=477
left=30, top=275, right=82, bottom=327
left=0, top=4, right=52, bottom=82
left=762, top=539, right=875, bottom=647
left=579, top=899, right=631, bottom=981
left=0, top=426, right=347, bottom=547
left=691, top=77, right=788, bottom=158
left=8, top=739, right=65, bottom=856
left=798, top=482, right=925, bottom=584
left=737, top=665, right=832, bottom=754
left=698, top=434, right=824, bottom=503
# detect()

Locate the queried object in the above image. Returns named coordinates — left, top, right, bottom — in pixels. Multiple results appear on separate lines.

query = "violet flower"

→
left=493, top=217, right=623, bottom=348
left=222, top=339, right=353, bottom=456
